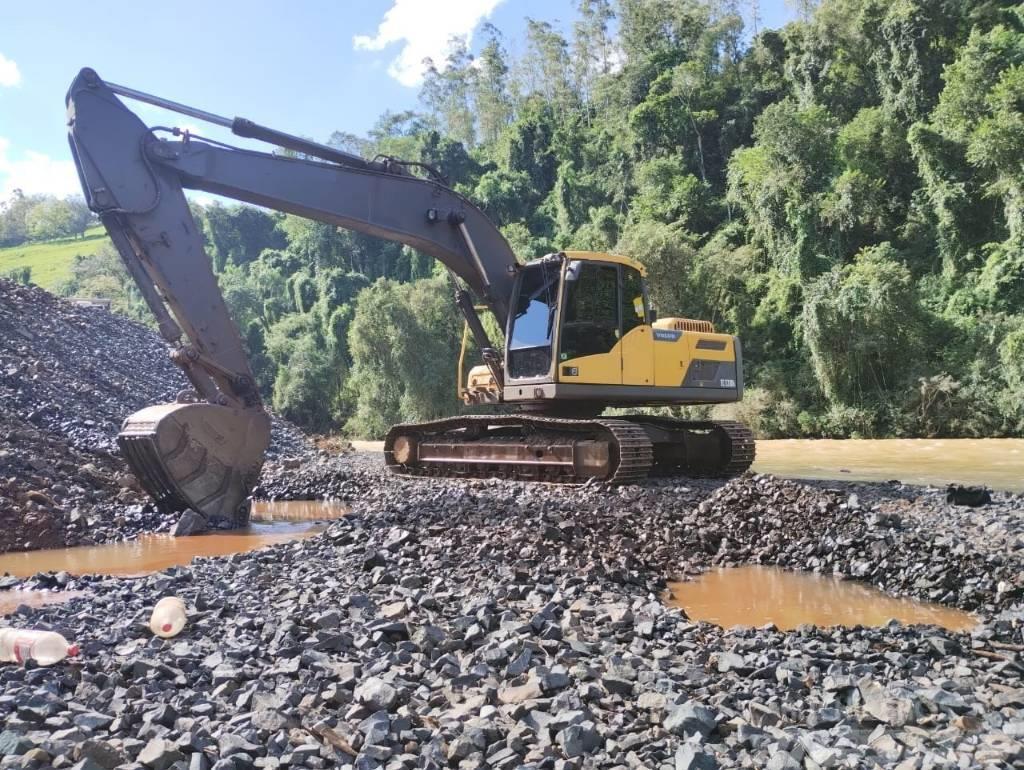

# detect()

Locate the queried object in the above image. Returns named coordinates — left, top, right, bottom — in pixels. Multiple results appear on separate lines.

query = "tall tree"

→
left=474, top=25, right=515, bottom=145
left=572, top=0, right=616, bottom=105
left=519, top=19, right=577, bottom=119
left=420, top=37, right=478, bottom=149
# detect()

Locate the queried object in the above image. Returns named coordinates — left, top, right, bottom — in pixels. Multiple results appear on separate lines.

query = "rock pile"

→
left=255, top=457, right=375, bottom=503
left=257, top=455, right=1024, bottom=615
left=0, top=279, right=189, bottom=551
left=0, top=410, right=167, bottom=551
left=0, top=279, right=184, bottom=453
left=2, top=455, right=1023, bottom=769
left=0, top=278, right=312, bottom=553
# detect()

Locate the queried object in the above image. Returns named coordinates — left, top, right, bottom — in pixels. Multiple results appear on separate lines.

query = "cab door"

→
left=557, top=260, right=622, bottom=384
left=620, top=266, right=654, bottom=386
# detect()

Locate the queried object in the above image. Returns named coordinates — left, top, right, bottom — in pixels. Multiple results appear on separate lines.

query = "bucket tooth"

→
left=117, top=403, right=270, bottom=523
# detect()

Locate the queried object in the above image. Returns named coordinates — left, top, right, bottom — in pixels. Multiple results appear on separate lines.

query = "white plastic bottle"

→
left=0, top=628, right=79, bottom=665
left=149, top=597, right=187, bottom=638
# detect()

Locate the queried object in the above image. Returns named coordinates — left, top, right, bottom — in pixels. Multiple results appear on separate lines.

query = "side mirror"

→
left=647, top=306, right=658, bottom=324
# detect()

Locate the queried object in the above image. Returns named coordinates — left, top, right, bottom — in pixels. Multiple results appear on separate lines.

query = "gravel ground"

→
left=4, top=279, right=1024, bottom=768
left=3, top=453, right=1021, bottom=769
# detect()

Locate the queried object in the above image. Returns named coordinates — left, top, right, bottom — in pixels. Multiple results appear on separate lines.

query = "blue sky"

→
left=0, top=0, right=796, bottom=201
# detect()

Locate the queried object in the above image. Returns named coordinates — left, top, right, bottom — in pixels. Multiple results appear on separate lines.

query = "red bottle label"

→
left=13, top=637, right=34, bottom=664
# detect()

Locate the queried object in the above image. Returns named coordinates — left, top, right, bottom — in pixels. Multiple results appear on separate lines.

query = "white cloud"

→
left=0, top=137, right=81, bottom=200
left=354, top=0, right=505, bottom=87
left=0, top=53, right=21, bottom=87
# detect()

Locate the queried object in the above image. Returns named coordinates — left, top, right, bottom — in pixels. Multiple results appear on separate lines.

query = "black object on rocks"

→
left=946, top=484, right=992, bottom=506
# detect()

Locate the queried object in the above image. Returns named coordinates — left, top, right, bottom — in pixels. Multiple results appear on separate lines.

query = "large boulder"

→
left=171, top=509, right=208, bottom=537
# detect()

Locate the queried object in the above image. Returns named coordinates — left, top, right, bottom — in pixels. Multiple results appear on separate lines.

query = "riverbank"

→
left=4, top=454, right=1022, bottom=769
left=3, top=276, right=1021, bottom=557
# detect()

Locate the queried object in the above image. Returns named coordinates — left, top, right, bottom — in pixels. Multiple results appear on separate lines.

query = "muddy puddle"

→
left=0, top=522, right=322, bottom=577
left=0, top=500, right=346, bottom=579
left=666, top=565, right=977, bottom=631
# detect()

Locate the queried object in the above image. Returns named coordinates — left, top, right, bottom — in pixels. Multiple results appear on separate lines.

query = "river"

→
left=753, top=438, right=1023, bottom=492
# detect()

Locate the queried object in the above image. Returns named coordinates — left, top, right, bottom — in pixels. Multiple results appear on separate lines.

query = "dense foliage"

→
left=0, top=192, right=94, bottom=245
left=28, top=0, right=1024, bottom=437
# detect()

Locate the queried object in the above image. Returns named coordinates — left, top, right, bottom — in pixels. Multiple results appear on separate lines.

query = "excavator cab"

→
left=497, top=251, right=743, bottom=412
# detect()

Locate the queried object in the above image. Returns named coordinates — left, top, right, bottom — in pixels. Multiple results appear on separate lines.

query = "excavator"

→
left=65, top=68, right=755, bottom=524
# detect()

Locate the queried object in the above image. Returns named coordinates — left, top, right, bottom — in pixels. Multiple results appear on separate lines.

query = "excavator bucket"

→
left=117, top=403, right=270, bottom=524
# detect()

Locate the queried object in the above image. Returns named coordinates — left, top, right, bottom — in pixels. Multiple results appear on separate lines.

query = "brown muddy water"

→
left=665, top=566, right=977, bottom=631
left=0, top=499, right=348, bottom=579
left=754, top=438, right=1024, bottom=492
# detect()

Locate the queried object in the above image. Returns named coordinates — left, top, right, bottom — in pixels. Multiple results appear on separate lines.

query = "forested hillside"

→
left=46, top=0, right=1024, bottom=438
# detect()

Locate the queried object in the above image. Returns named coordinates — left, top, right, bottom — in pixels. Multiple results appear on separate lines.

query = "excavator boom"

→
left=66, top=68, right=519, bottom=522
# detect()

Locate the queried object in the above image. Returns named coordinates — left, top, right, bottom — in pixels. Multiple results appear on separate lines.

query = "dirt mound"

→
left=0, top=279, right=313, bottom=553
left=0, top=280, right=184, bottom=453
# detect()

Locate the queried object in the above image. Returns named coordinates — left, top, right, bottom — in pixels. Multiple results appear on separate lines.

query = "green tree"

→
left=57, top=244, right=148, bottom=321
left=25, top=197, right=87, bottom=241
left=2, top=266, right=32, bottom=285
left=519, top=19, right=577, bottom=119
left=474, top=25, right=515, bottom=145
left=728, top=99, right=838, bottom=276
left=421, top=37, right=478, bottom=149
left=572, top=0, right=616, bottom=105
left=0, top=190, right=44, bottom=246
left=200, top=203, right=287, bottom=271
left=616, top=220, right=702, bottom=317
left=266, top=314, right=337, bottom=430
left=802, top=243, right=927, bottom=407
left=345, top=277, right=461, bottom=437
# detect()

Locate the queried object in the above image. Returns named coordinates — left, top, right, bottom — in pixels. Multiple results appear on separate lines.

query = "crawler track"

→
left=383, top=415, right=754, bottom=484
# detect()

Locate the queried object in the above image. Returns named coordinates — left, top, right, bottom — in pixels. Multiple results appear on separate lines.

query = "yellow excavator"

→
left=65, top=68, right=754, bottom=524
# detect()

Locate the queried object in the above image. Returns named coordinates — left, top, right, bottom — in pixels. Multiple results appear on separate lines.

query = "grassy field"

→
left=0, top=226, right=110, bottom=291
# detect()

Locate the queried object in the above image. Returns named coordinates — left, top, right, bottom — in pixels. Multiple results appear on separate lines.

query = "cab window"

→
left=507, top=261, right=560, bottom=378
left=622, top=266, right=647, bottom=335
left=560, top=261, right=619, bottom=360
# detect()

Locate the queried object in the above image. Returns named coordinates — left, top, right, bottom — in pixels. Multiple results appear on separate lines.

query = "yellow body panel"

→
left=654, top=332, right=735, bottom=387
left=562, top=250, right=647, bottom=276
left=557, top=326, right=735, bottom=388
left=621, top=326, right=654, bottom=385
left=559, top=346, right=622, bottom=384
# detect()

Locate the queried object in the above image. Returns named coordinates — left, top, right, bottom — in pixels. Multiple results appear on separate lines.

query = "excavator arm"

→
left=65, top=68, right=519, bottom=522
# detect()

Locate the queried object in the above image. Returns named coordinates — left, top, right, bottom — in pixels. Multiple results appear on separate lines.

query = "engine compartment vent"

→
left=653, top=317, right=716, bottom=334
